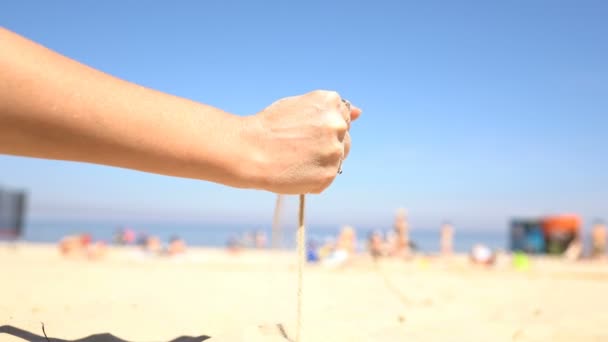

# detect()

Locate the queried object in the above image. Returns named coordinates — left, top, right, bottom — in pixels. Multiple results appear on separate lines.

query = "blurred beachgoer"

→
left=123, top=228, right=136, bottom=244
left=58, top=234, right=84, bottom=257
left=113, top=228, right=125, bottom=245
left=0, top=28, right=362, bottom=196
left=391, top=208, right=410, bottom=257
left=440, top=221, right=454, bottom=256
left=87, top=241, right=108, bottom=260
left=254, top=230, right=267, bottom=249
left=385, top=230, right=396, bottom=252
left=469, top=244, right=495, bottom=266
left=317, top=237, right=335, bottom=260
left=136, top=233, right=149, bottom=248
left=368, top=230, right=385, bottom=259
left=306, top=240, right=320, bottom=263
left=58, top=233, right=106, bottom=260
left=323, top=226, right=357, bottom=266
left=337, top=225, right=357, bottom=254
left=166, top=235, right=187, bottom=256
left=226, top=236, right=242, bottom=254
left=242, top=232, right=255, bottom=248
left=591, top=221, right=607, bottom=259
left=113, top=227, right=137, bottom=245
left=142, top=236, right=163, bottom=255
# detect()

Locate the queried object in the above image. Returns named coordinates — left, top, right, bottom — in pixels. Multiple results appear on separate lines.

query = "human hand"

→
left=242, top=90, right=361, bottom=194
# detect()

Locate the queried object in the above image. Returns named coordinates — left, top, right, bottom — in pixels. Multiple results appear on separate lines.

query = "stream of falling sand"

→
left=295, top=194, right=305, bottom=342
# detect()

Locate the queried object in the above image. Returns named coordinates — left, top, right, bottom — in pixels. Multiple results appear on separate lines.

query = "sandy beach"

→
left=1, top=243, right=607, bottom=342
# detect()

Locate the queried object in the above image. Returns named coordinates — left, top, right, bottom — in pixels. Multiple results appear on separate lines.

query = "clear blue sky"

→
left=1, top=1, right=607, bottom=230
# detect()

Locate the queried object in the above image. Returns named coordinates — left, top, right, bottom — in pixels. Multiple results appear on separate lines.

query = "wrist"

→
left=233, top=114, right=270, bottom=191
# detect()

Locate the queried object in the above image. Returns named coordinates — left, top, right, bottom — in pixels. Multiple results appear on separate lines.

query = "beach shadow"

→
left=0, top=325, right=211, bottom=342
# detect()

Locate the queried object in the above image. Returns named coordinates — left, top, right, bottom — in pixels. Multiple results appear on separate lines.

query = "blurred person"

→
left=58, top=233, right=92, bottom=257
left=337, top=225, right=357, bottom=254
left=392, top=208, right=410, bottom=257
left=123, top=228, right=136, bottom=244
left=440, top=221, right=454, bottom=256
left=113, top=227, right=136, bottom=245
left=254, top=230, right=267, bottom=249
left=113, top=228, right=126, bottom=245
left=590, top=220, right=607, bottom=259
left=317, top=237, right=335, bottom=260
left=0, top=28, right=361, bottom=195
left=58, top=233, right=106, bottom=260
left=469, top=244, right=495, bottom=266
left=323, top=226, right=357, bottom=266
left=142, top=235, right=163, bottom=256
left=136, top=233, right=149, bottom=247
left=87, top=241, right=108, bottom=260
left=306, top=240, right=320, bottom=263
left=226, top=235, right=242, bottom=254
left=367, top=230, right=385, bottom=259
left=242, top=231, right=254, bottom=248
left=385, top=230, right=397, bottom=253
left=166, top=235, right=187, bottom=256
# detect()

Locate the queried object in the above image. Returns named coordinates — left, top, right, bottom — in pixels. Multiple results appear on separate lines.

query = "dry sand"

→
left=1, top=243, right=608, bottom=341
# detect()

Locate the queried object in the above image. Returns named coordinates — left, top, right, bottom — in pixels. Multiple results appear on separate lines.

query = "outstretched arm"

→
left=0, top=28, right=361, bottom=194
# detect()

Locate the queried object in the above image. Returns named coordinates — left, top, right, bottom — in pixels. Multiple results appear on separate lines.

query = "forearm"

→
left=0, top=28, right=252, bottom=188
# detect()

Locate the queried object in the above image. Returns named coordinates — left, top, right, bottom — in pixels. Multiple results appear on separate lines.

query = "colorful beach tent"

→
left=542, top=214, right=581, bottom=255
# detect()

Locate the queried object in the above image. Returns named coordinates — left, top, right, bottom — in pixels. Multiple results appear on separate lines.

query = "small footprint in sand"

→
left=512, top=328, right=524, bottom=340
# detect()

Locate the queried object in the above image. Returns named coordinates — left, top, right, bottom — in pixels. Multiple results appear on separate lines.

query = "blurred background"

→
left=1, top=1, right=606, bottom=252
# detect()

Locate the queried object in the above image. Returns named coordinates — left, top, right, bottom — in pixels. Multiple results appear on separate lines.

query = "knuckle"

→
left=323, top=113, right=348, bottom=132
left=310, top=89, right=332, bottom=98
left=325, top=90, right=341, bottom=102
left=311, top=89, right=340, bottom=101
left=323, top=169, right=337, bottom=183
left=336, top=121, right=348, bottom=135
left=329, top=144, right=343, bottom=159
left=324, top=125, right=347, bottom=139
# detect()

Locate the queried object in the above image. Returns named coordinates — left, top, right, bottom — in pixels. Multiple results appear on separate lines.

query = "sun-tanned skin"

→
left=0, top=27, right=361, bottom=194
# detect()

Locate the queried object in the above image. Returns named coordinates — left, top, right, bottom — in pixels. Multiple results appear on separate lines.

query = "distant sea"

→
left=22, top=220, right=509, bottom=253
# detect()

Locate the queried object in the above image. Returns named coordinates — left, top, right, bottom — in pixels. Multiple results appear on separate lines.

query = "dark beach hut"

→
left=0, top=187, right=27, bottom=240
left=510, top=218, right=545, bottom=254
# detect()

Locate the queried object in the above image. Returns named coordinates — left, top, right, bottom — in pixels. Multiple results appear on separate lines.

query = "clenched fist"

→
left=241, top=90, right=362, bottom=194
